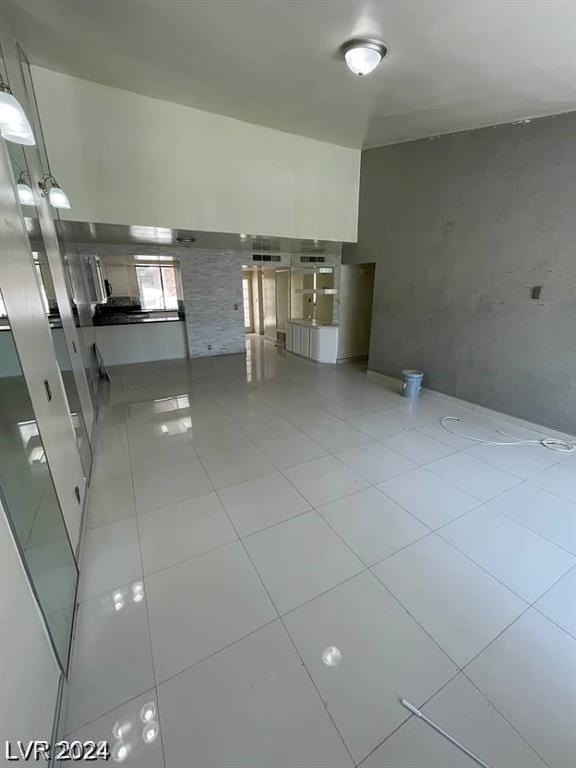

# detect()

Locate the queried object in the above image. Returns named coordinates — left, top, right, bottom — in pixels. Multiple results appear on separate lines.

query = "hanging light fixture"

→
left=40, top=174, right=71, bottom=209
left=0, top=76, right=36, bottom=145
left=341, top=39, right=387, bottom=76
left=16, top=171, right=34, bottom=206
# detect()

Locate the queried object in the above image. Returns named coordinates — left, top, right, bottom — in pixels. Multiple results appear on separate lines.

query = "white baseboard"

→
left=367, top=369, right=576, bottom=442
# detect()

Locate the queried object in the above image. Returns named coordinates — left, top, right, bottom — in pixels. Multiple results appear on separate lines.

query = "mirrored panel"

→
left=0, top=284, right=78, bottom=669
left=7, top=142, right=92, bottom=472
left=58, top=233, right=101, bottom=401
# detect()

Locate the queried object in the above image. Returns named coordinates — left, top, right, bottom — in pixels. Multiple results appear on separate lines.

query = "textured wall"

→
left=345, top=113, right=576, bottom=433
left=180, top=251, right=246, bottom=358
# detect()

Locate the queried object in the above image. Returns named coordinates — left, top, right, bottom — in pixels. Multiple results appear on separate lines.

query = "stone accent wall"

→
left=180, top=250, right=246, bottom=358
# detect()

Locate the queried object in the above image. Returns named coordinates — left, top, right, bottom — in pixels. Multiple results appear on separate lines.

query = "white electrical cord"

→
left=441, top=416, right=576, bottom=455
left=401, top=698, right=492, bottom=768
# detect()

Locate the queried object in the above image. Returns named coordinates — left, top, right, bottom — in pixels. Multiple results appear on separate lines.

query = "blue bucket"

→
left=401, top=369, right=424, bottom=399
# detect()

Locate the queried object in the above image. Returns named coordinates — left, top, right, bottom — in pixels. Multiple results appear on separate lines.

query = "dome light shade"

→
left=341, top=39, right=387, bottom=76
left=17, top=181, right=34, bottom=206
left=48, top=183, right=71, bottom=209
left=0, top=82, right=36, bottom=145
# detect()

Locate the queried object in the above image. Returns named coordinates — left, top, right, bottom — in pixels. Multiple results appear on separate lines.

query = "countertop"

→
left=287, top=318, right=338, bottom=329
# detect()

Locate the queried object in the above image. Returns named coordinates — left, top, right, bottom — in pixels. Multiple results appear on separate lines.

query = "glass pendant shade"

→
left=17, top=181, right=34, bottom=206
left=48, top=183, right=71, bottom=209
left=0, top=87, right=36, bottom=145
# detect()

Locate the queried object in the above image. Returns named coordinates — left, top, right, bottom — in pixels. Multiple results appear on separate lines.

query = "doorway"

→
left=338, top=263, right=375, bottom=361
left=242, top=270, right=255, bottom=333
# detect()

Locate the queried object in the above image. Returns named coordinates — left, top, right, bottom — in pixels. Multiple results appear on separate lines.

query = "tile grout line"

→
left=85, top=420, right=573, bottom=618
left=85, top=390, right=573, bottom=616
left=121, top=360, right=560, bottom=540
left=459, top=671, right=553, bottom=768
left=212, top=483, right=357, bottom=765
left=354, top=665, right=464, bottom=768
left=435, top=511, right=575, bottom=605
left=125, top=417, right=169, bottom=768
left=75, top=347, right=573, bottom=764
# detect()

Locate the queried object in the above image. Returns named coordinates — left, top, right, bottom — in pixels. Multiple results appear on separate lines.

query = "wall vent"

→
left=300, top=255, right=326, bottom=263
left=253, top=254, right=281, bottom=262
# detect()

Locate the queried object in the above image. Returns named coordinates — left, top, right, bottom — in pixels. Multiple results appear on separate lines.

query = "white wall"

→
left=3, top=323, right=188, bottom=375
left=32, top=67, right=360, bottom=242
left=0, top=501, right=61, bottom=766
left=94, top=321, right=187, bottom=366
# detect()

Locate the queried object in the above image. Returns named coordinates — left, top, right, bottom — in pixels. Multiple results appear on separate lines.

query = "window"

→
left=136, top=266, right=179, bottom=310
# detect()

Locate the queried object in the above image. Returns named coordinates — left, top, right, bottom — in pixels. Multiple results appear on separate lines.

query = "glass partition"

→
left=0, top=284, right=78, bottom=669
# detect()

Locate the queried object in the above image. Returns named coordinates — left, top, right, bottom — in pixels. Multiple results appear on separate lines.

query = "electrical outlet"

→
left=530, top=286, right=543, bottom=300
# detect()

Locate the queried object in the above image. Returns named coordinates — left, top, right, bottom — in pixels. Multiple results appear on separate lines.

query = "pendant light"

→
left=40, top=174, right=71, bottom=209
left=0, top=77, right=36, bottom=145
left=341, top=39, right=387, bottom=76
left=17, top=171, right=34, bottom=206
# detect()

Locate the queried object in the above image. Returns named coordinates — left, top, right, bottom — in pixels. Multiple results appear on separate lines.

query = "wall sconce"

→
left=39, top=174, right=71, bottom=209
left=0, top=76, right=35, bottom=145
left=17, top=171, right=35, bottom=206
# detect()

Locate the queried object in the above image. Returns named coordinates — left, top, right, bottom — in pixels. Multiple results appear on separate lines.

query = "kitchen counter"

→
left=287, top=318, right=338, bottom=328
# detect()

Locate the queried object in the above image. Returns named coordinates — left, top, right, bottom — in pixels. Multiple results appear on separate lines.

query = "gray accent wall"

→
left=180, top=250, right=246, bottom=358
left=345, top=112, right=576, bottom=433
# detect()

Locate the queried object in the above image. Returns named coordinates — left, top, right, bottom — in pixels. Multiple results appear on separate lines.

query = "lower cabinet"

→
left=286, top=322, right=338, bottom=364
left=300, top=327, right=311, bottom=358
left=286, top=323, right=293, bottom=353
left=309, top=328, right=320, bottom=361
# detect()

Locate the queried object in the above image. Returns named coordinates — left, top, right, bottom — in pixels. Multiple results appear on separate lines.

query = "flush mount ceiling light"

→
left=0, top=76, right=36, bottom=145
left=40, top=174, right=71, bottom=209
left=17, top=171, right=34, bottom=206
left=341, top=38, right=387, bottom=76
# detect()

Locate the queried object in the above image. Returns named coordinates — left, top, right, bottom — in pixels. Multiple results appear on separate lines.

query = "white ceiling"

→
left=6, top=0, right=576, bottom=149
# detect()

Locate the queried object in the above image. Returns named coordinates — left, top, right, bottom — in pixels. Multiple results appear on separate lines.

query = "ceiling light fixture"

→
left=17, top=171, right=34, bottom=206
left=341, top=38, right=387, bottom=76
left=40, top=174, right=71, bottom=209
left=0, top=76, right=36, bottom=145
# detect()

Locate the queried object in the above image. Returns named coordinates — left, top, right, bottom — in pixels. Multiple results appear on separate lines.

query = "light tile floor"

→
left=63, top=337, right=576, bottom=767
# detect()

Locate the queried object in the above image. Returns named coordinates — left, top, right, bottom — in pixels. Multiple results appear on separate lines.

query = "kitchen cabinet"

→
left=286, top=320, right=338, bottom=364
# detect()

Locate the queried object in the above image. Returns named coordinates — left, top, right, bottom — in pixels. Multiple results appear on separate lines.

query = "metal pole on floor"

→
left=400, top=698, right=492, bottom=768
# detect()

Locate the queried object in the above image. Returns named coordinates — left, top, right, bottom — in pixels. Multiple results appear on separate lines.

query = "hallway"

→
left=64, top=336, right=576, bottom=767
